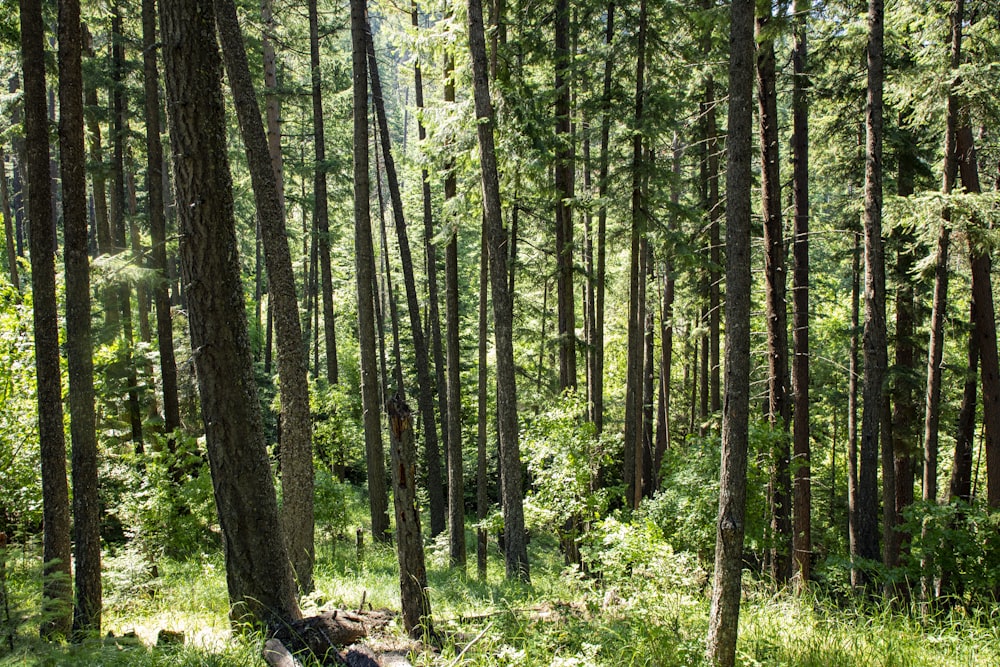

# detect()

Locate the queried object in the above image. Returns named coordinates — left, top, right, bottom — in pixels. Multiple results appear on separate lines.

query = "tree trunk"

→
left=214, top=0, right=316, bottom=594
left=309, top=0, right=339, bottom=386
left=365, top=22, right=446, bottom=537
left=592, top=1, right=614, bottom=434
left=477, top=225, right=489, bottom=580
left=705, top=1, right=753, bottom=663
left=1, top=153, right=18, bottom=291
left=59, top=0, right=102, bottom=635
left=950, top=301, right=977, bottom=504
left=790, top=0, right=811, bottom=591
left=756, top=3, right=791, bottom=585
left=624, top=0, right=647, bottom=509
left=22, top=0, right=73, bottom=638
left=702, top=0, right=721, bottom=416
left=468, top=0, right=529, bottom=581
left=957, top=125, right=1000, bottom=509
left=413, top=2, right=450, bottom=527
left=554, top=0, right=576, bottom=392
left=142, top=0, right=181, bottom=445
left=160, top=0, right=300, bottom=628
left=386, top=395, right=433, bottom=638
left=350, top=0, right=390, bottom=542
left=856, top=0, right=886, bottom=586
left=847, top=227, right=861, bottom=586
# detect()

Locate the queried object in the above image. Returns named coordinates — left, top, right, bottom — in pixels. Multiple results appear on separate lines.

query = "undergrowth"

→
left=3, top=512, right=1000, bottom=665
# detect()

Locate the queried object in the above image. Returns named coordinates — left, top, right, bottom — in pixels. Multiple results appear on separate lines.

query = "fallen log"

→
left=271, top=608, right=394, bottom=662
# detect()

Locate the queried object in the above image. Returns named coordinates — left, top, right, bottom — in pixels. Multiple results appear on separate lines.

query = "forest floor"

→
left=3, top=527, right=1000, bottom=665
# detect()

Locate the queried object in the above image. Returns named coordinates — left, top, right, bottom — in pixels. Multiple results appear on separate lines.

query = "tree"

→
left=214, top=0, right=316, bottom=595
left=141, top=0, right=181, bottom=446
left=468, top=0, right=529, bottom=581
left=59, top=0, right=101, bottom=634
left=855, top=0, right=887, bottom=585
left=790, top=0, right=811, bottom=591
left=705, top=0, right=753, bottom=662
left=1, top=153, right=18, bottom=291
left=21, top=0, right=73, bottom=638
left=159, top=0, right=300, bottom=628
left=756, top=0, right=791, bottom=584
left=554, top=0, right=576, bottom=392
left=350, top=0, right=390, bottom=542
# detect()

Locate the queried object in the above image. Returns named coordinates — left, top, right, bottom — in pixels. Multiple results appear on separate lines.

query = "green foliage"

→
left=310, top=380, right=366, bottom=482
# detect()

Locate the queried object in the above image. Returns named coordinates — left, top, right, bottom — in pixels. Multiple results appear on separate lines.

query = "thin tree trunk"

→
left=365, top=22, right=446, bottom=536
left=705, top=0, right=753, bottom=662
left=1, top=153, right=18, bottom=290
left=308, top=0, right=339, bottom=386
left=790, top=0, right=811, bottom=591
left=21, top=0, right=73, bottom=638
left=624, top=0, right=647, bottom=509
left=554, top=0, right=576, bottom=392
left=468, top=0, right=529, bottom=581
left=477, top=226, right=489, bottom=580
left=142, top=0, right=180, bottom=444
left=856, top=0, right=887, bottom=586
left=756, top=3, right=791, bottom=585
left=387, top=396, right=433, bottom=638
left=950, top=301, right=977, bottom=504
left=592, top=1, right=614, bottom=434
left=847, top=227, right=861, bottom=586
left=59, top=0, right=102, bottom=634
left=350, top=0, right=390, bottom=542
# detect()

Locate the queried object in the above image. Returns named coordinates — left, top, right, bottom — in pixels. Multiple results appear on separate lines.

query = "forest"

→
left=2, top=0, right=1000, bottom=664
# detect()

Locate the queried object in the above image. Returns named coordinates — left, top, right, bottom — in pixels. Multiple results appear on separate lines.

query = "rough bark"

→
left=477, top=227, right=489, bottom=580
left=159, top=0, right=300, bottom=628
left=365, top=23, right=446, bottom=537
left=387, top=396, right=433, bottom=639
left=142, top=0, right=181, bottom=442
left=350, top=0, right=391, bottom=542
left=309, top=0, right=339, bottom=385
left=790, top=0, right=811, bottom=591
left=468, top=0, right=529, bottom=581
left=214, top=0, right=315, bottom=594
left=554, top=0, right=576, bottom=392
left=705, top=0, right=753, bottom=663
left=59, top=0, right=102, bottom=635
left=22, top=0, right=73, bottom=638
left=856, top=0, right=886, bottom=584
left=756, top=3, right=791, bottom=585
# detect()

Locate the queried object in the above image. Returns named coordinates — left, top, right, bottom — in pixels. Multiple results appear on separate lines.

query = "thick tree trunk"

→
left=142, top=0, right=181, bottom=445
left=215, top=0, right=316, bottom=594
left=309, top=0, right=339, bottom=386
left=705, top=1, right=753, bottom=662
left=790, top=0, right=811, bottom=590
left=160, top=0, right=300, bottom=627
left=350, top=0, right=391, bottom=542
left=59, top=0, right=102, bottom=635
left=468, top=0, right=529, bottom=581
left=21, top=0, right=73, bottom=638
left=365, top=23, right=446, bottom=537
left=856, top=0, right=886, bottom=585
left=756, top=4, right=791, bottom=585
left=554, top=0, right=576, bottom=392
left=386, top=396, right=433, bottom=638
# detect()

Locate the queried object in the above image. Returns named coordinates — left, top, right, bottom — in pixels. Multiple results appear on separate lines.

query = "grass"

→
left=3, top=527, right=1000, bottom=665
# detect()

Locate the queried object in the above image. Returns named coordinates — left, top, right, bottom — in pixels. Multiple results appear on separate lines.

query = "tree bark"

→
left=59, top=0, right=102, bottom=635
left=365, top=22, right=446, bottom=537
left=22, top=0, right=73, bottom=638
left=1, top=153, right=18, bottom=291
left=705, top=0, right=753, bottom=664
left=309, top=0, right=339, bottom=386
left=756, top=3, right=791, bottom=585
left=142, top=0, right=181, bottom=445
left=350, top=0, right=390, bottom=542
left=554, top=0, right=576, bottom=392
left=847, top=227, right=861, bottom=586
left=477, top=225, right=489, bottom=580
left=950, top=301, right=977, bottom=505
left=159, top=0, right=300, bottom=628
left=855, top=0, right=886, bottom=585
left=387, top=395, right=433, bottom=639
left=468, top=0, right=529, bottom=581
left=214, top=0, right=316, bottom=594
left=790, top=0, right=811, bottom=591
